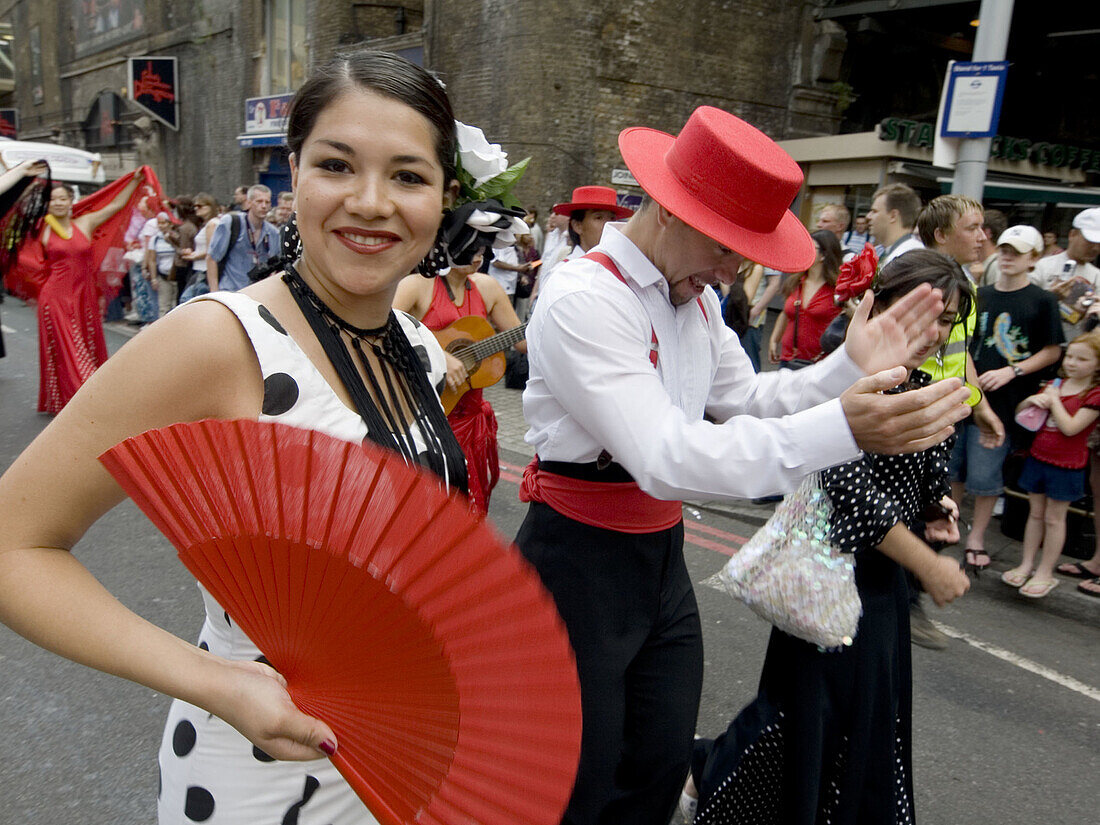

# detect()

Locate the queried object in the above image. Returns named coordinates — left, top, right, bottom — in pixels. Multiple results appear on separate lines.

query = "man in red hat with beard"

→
left=515, top=107, right=973, bottom=825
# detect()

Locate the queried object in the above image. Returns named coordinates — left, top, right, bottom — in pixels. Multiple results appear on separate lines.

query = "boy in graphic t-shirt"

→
left=955, top=226, right=1065, bottom=567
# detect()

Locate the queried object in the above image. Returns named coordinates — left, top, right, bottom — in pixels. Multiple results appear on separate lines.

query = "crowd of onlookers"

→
left=109, top=184, right=295, bottom=325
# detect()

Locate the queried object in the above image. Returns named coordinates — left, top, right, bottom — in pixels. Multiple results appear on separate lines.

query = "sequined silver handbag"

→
left=719, top=472, right=861, bottom=650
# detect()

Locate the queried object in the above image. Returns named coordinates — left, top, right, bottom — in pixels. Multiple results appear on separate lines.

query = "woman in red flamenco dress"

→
left=394, top=242, right=526, bottom=516
left=36, top=176, right=144, bottom=414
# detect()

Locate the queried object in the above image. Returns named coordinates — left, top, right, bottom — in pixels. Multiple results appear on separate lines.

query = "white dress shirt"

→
left=488, top=244, right=519, bottom=295
left=523, top=223, right=864, bottom=501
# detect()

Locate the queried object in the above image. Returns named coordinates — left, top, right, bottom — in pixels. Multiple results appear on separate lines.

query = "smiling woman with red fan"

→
left=0, top=51, right=580, bottom=825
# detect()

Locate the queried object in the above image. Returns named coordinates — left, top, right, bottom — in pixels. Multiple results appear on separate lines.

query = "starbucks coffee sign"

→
left=879, top=117, right=1100, bottom=173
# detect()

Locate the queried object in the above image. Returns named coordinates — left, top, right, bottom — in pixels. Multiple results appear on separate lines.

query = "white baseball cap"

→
left=1072, top=208, right=1100, bottom=243
left=997, top=225, right=1043, bottom=255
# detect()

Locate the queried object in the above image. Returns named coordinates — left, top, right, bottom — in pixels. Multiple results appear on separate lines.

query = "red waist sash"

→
left=519, top=457, right=683, bottom=534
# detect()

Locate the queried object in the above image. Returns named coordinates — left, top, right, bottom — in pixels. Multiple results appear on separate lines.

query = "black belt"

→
left=537, top=457, right=636, bottom=484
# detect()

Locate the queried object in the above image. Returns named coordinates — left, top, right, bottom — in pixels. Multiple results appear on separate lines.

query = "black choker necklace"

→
left=283, top=264, right=390, bottom=339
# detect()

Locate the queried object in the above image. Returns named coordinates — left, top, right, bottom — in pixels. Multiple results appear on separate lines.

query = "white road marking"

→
left=701, top=576, right=1100, bottom=703
left=931, top=620, right=1100, bottom=703
left=1, top=325, right=14, bottom=334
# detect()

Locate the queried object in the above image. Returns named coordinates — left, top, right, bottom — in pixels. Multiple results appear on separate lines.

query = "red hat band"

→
left=664, top=109, right=800, bottom=235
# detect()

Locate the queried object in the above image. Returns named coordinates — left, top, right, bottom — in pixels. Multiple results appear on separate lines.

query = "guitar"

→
left=432, top=316, right=527, bottom=414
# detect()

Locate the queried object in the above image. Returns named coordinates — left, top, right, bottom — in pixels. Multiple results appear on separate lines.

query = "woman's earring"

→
left=417, top=232, right=450, bottom=278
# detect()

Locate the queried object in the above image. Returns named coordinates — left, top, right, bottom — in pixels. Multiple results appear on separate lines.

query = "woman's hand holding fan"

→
left=100, top=418, right=582, bottom=825
left=206, top=656, right=338, bottom=761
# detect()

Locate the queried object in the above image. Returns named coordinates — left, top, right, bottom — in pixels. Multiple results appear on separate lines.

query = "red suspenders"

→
left=582, top=251, right=709, bottom=369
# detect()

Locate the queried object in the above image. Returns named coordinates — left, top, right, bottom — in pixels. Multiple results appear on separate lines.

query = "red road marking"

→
left=495, top=459, right=746, bottom=556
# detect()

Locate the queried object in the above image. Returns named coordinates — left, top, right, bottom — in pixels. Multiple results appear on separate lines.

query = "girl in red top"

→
left=768, top=229, right=842, bottom=369
left=394, top=242, right=526, bottom=516
left=1004, top=331, right=1100, bottom=598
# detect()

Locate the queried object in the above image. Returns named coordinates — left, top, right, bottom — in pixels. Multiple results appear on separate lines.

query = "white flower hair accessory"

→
left=425, top=120, right=530, bottom=272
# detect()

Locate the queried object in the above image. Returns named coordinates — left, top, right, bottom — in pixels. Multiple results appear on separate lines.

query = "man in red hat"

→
left=515, top=106, right=973, bottom=825
left=541, top=185, right=634, bottom=283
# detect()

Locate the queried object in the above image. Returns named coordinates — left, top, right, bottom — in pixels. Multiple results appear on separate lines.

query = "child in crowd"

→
left=682, top=249, right=971, bottom=825
left=1003, top=331, right=1100, bottom=598
left=956, top=226, right=1064, bottom=570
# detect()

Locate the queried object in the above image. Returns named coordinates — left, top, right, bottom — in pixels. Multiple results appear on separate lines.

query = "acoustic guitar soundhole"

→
left=446, top=338, right=479, bottom=371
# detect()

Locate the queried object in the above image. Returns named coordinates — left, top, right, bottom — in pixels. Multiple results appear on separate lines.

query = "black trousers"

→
left=516, top=501, right=704, bottom=825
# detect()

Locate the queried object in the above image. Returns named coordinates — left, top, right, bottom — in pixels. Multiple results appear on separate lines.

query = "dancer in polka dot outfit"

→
left=0, top=51, right=474, bottom=823
left=684, top=250, right=972, bottom=824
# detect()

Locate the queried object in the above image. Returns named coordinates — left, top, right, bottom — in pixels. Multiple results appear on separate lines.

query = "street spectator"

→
left=179, top=193, right=219, bottom=301
left=969, top=208, right=1007, bottom=288
left=171, top=196, right=199, bottom=308
left=913, top=194, right=1005, bottom=648
left=842, top=212, right=872, bottom=256
left=525, top=207, right=544, bottom=253
left=514, top=230, right=539, bottom=319
left=866, top=183, right=923, bottom=266
left=963, top=225, right=1063, bottom=574
left=268, top=191, right=294, bottom=227
left=768, top=229, right=842, bottom=368
left=144, top=211, right=180, bottom=317
left=127, top=200, right=161, bottom=325
left=1041, top=229, right=1064, bottom=258
left=1005, top=331, right=1100, bottom=598
left=231, top=185, right=248, bottom=211
left=539, top=211, right=570, bottom=278
left=205, top=184, right=278, bottom=293
left=742, top=260, right=776, bottom=373
left=486, top=240, right=530, bottom=306
left=685, top=249, right=971, bottom=825
left=1057, top=302, right=1100, bottom=594
left=816, top=202, right=855, bottom=261
left=1030, top=207, right=1100, bottom=341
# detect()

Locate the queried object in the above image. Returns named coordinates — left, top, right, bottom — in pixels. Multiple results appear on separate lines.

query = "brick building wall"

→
left=2, top=0, right=839, bottom=211
left=427, top=0, right=836, bottom=216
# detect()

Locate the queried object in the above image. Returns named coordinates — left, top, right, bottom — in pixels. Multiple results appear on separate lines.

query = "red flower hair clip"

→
left=834, top=243, right=879, bottom=304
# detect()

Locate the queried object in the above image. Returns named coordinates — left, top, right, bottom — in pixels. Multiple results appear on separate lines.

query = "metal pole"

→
left=951, top=0, right=1015, bottom=199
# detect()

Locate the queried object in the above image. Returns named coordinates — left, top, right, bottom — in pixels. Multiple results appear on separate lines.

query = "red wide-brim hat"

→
left=551, top=185, right=634, bottom=219
left=618, top=107, right=814, bottom=273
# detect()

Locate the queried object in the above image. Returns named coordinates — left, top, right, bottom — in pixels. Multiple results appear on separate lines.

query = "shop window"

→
left=266, top=0, right=308, bottom=94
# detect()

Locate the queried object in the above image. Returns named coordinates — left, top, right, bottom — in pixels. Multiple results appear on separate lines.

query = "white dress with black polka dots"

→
left=156, top=291, right=449, bottom=825
left=695, top=372, right=951, bottom=825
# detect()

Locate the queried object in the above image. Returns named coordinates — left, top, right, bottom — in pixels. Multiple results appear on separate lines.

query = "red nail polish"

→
left=319, top=739, right=336, bottom=756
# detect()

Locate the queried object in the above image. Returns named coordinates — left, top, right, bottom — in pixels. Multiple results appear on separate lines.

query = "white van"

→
left=0, top=137, right=106, bottom=196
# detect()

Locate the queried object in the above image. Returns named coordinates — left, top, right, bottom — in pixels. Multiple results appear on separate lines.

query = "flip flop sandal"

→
left=965, top=548, right=992, bottom=575
left=1056, top=562, right=1099, bottom=579
left=1001, top=567, right=1032, bottom=587
left=1077, top=577, right=1100, bottom=598
left=1020, top=578, right=1059, bottom=599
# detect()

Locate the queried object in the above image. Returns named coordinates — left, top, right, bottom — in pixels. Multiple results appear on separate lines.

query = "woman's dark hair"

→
left=783, top=229, right=843, bottom=294
left=286, top=50, right=457, bottom=184
left=173, top=195, right=197, bottom=226
left=567, top=209, right=587, bottom=248
left=873, top=248, right=972, bottom=326
left=51, top=183, right=75, bottom=198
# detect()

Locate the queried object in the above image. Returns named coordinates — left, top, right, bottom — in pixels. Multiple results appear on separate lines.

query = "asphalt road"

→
left=0, top=297, right=1097, bottom=824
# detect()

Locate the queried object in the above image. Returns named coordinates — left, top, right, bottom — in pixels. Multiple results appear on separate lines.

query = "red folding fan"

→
left=100, top=419, right=582, bottom=825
